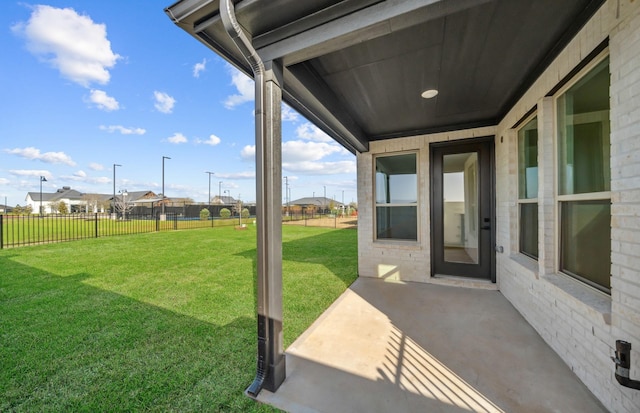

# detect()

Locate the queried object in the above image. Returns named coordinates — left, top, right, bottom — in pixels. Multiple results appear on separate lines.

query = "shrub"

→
left=57, top=202, right=69, bottom=214
left=199, top=208, right=210, bottom=221
left=241, top=208, right=250, bottom=219
left=220, top=208, right=231, bottom=219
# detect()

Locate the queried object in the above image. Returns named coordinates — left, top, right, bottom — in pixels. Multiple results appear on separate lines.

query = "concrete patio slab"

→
left=256, top=277, right=608, bottom=413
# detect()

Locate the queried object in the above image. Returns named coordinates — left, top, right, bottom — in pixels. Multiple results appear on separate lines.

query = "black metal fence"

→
left=282, top=212, right=358, bottom=229
left=0, top=213, right=248, bottom=249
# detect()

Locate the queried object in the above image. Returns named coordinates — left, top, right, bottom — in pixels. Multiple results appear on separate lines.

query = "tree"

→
left=13, top=204, right=32, bottom=215
left=220, top=208, right=231, bottom=219
left=233, top=200, right=244, bottom=225
left=57, top=202, right=68, bottom=214
left=200, top=208, right=210, bottom=221
left=114, top=193, right=133, bottom=219
left=241, top=208, right=250, bottom=219
left=48, top=201, right=60, bottom=214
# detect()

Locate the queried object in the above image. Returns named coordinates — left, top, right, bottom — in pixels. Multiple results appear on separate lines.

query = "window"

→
left=518, top=116, right=538, bottom=259
left=375, top=153, right=417, bottom=241
left=557, top=56, right=610, bottom=292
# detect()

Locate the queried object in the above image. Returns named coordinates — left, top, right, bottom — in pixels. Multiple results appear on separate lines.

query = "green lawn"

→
left=0, top=226, right=357, bottom=412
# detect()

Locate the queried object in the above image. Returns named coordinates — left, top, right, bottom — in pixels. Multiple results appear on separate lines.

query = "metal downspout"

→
left=219, top=0, right=271, bottom=397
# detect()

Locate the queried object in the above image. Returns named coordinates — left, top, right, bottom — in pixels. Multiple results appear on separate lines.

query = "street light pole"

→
left=113, top=164, right=121, bottom=216
left=39, top=176, right=47, bottom=215
left=323, top=185, right=326, bottom=215
left=218, top=181, right=222, bottom=203
left=162, top=156, right=171, bottom=215
left=284, top=176, right=288, bottom=216
left=206, top=171, right=215, bottom=208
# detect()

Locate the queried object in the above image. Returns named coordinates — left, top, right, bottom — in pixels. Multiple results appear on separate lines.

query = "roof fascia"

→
left=284, top=63, right=369, bottom=153
left=256, top=0, right=491, bottom=65
left=165, top=0, right=216, bottom=23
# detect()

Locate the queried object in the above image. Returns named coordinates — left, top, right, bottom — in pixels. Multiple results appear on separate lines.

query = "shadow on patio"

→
left=257, top=277, right=607, bottom=413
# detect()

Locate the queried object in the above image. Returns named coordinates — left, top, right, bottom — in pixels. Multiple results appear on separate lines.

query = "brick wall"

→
left=494, top=1, right=639, bottom=411
left=357, top=0, right=640, bottom=410
left=357, top=127, right=495, bottom=283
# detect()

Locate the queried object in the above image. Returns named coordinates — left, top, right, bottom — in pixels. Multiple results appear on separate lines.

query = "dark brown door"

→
left=431, top=137, right=495, bottom=281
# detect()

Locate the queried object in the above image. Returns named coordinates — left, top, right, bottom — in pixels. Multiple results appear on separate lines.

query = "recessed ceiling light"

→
left=421, top=89, right=438, bottom=99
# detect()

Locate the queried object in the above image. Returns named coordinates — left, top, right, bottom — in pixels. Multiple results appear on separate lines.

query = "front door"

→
left=431, top=137, right=495, bottom=281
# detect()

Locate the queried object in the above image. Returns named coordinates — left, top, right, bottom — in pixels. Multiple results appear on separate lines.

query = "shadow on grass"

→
left=236, top=228, right=358, bottom=287
left=235, top=228, right=358, bottom=347
left=0, top=254, right=273, bottom=413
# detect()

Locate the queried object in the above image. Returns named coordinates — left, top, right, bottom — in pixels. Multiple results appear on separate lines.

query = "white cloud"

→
left=154, top=91, right=175, bottom=114
left=283, top=160, right=357, bottom=175
left=99, top=125, right=146, bottom=135
left=12, top=5, right=120, bottom=87
left=167, top=132, right=187, bottom=144
left=224, top=68, right=254, bottom=109
left=240, top=145, right=255, bottom=160
left=216, top=171, right=256, bottom=180
left=89, top=162, right=104, bottom=171
left=61, top=171, right=110, bottom=184
left=282, top=141, right=343, bottom=162
left=282, top=104, right=299, bottom=122
left=196, top=134, right=221, bottom=146
left=89, top=89, right=119, bottom=111
left=242, top=141, right=344, bottom=162
left=296, top=122, right=333, bottom=142
left=0, top=178, right=10, bottom=185
left=5, top=147, right=76, bottom=166
left=9, top=169, right=52, bottom=179
left=92, top=176, right=110, bottom=184
left=193, top=58, right=206, bottom=77
left=240, top=139, right=354, bottom=176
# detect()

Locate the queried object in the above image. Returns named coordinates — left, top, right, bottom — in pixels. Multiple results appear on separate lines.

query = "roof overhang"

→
left=165, top=0, right=604, bottom=154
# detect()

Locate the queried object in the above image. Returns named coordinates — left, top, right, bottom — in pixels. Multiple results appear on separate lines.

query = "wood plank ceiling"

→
left=166, top=0, right=604, bottom=153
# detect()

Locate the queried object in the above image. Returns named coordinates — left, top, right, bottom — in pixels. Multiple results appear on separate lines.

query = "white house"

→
left=166, top=0, right=640, bottom=411
left=26, top=186, right=85, bottom=214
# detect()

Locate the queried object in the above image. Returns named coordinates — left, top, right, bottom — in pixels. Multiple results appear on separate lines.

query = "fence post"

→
left=174, top=214, right=178, bottom=230
left=95, top=213, right=99, bottom=238
left=156, top=214, right=160, bottom=232
left=0, top=214, right=3, bottom=249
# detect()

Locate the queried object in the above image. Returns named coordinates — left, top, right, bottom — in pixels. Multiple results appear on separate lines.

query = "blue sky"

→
left=0, top=1, right=357, bottom=208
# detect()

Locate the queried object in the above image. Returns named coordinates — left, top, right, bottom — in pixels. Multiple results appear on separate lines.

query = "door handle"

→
left=481, top=225, right=491, bottom=230
left=481, top=218, right=490, bottom=230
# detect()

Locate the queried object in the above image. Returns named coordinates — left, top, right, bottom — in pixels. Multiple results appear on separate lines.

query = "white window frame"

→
left=517, top=114, right=539, bottom=261
left=373, top=151, right=419, bottom=243
left=553, top=50, right=611, bottom=293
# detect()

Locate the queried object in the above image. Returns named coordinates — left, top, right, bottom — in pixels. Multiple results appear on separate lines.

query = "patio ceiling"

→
left=166, top=0, right=604, bottom=154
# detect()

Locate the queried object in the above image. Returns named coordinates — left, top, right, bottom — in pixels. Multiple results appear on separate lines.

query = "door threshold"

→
left=431, top=274, right=498, bottom=290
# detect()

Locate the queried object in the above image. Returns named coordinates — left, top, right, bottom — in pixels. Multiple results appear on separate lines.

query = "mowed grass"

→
left=0, top=226, right=357, bottom=412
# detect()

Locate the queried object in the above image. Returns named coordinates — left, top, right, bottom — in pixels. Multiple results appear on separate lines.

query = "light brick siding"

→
left=357, top=1, right=640, bottom=411
left=357, top=127, right=495, bottom=283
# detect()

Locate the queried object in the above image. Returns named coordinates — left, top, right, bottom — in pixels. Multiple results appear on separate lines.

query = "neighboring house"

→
left=166, top=0, right=640, bottom=411
left=82, top=193, right=112, bottom=213
left=116, top=190, right=159, bottom=205
left=26, top=186, right=85, bottom=213
left=288, top=197, right=343, bottom=213
left=211, top=195, right=236, bottom=205
left=26, top=188, right=158, bottom=214
left=0, top=204, right=13, bottom=213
